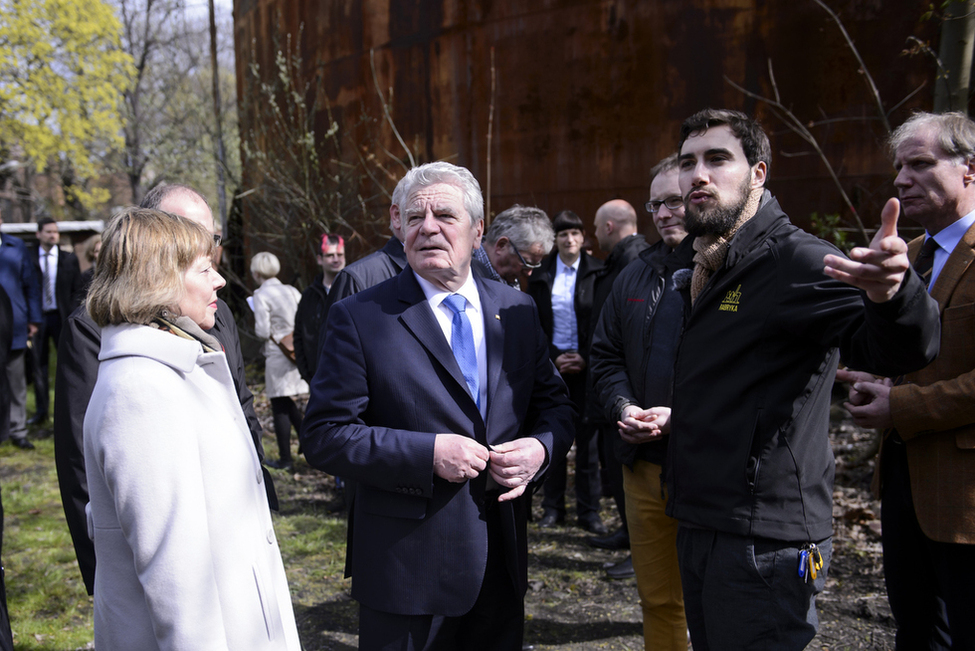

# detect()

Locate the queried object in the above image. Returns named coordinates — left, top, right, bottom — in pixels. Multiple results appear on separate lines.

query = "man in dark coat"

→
left=585, top=199, right=650, bottom=567
left=0, top=210, right=41, bottom=450
left=293, top=234, right=345, bottom=383
left=301, top=161, right=573, bottom=649
left=29, top=217, right=84, bottom=424
left=669, top=108, right=940, bottom=650
left=0, top=285, right=14, bottom=650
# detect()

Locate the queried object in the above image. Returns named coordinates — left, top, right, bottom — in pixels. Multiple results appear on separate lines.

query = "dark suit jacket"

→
left=300, top=269, right=574, bottom=616
left=885, top=224, right=975, bottom=544
left=53, top=299, right=271, bottom=594
left=293, top=274, right=328, bottom=383
left=32, top=246, right=84, bottom=321
left=527, top=250, right=603, bottom=362
left=316, top=236, right=408, bottom=363
left=0, top=286, right=12, bottom=442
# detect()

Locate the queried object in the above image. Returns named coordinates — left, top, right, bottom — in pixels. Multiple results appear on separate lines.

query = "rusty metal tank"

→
left=234, top=0, right=938, bottom=253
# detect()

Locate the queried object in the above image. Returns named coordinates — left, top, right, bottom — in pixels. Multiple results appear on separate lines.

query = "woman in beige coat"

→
left=84, top=208, right=301, bottom=650
left=251, top=252, right=308, bottom=470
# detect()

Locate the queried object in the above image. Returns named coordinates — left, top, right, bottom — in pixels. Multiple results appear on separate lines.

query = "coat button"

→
left=257, top=470, right=263, bottom=484
left=266, top=529, right=275, bottom=544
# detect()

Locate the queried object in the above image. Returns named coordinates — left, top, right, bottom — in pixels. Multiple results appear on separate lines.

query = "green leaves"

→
left=0, top=0, right=134, bottom=208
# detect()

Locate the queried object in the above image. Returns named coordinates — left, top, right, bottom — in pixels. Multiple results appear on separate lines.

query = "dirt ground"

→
left=283, top=405, right=895, bottom=651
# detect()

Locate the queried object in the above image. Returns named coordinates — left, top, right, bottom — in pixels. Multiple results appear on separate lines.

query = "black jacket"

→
left=0, top=286, right=11, bottom=442
left=666, top=195, right=941, bottom=543
left=526, top=250, right=603, bottom=362
left=293, top=274, right=329, bottom=383
left=586, top=233, right=650, bottom=422
left=317, top=237, right=408, bottom=366
left=53, top=299, right=272, bottom=594
left=31, top=246, right=84, bottom=321
left=590, top=238, right=695, bottom=468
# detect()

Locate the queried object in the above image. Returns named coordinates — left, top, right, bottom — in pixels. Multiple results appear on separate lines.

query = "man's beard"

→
left=685, top=173, right=752, bottom=237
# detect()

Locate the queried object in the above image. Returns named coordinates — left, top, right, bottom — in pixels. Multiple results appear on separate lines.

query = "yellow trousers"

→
left=622, top=460, right=686, bottom=651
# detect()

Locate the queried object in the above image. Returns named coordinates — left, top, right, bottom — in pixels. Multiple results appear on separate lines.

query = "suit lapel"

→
left=396, top=270, right=477, bottom=406
left=927, top=223, right=975, bottom=309
left=476, top=276, right=506, bottom=425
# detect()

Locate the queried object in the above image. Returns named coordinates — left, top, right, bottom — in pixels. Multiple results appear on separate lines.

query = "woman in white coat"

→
left=83, top=208, right=302, bottom=651
left=250, top=252, right=308, bottom=470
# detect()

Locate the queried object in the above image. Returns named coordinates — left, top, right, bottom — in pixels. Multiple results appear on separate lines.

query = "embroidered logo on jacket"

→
left=719, top=285, right=741, bottom=312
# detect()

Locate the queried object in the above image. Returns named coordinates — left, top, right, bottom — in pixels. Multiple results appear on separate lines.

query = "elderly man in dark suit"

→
left=840, top=111, right=975, bottom=650
left=29, top=217, right=84, bottom=425
left=300, top=161, right=574, bottom=650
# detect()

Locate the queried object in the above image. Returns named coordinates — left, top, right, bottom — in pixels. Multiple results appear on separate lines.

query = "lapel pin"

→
left=495, top=314, right=501, bottom=320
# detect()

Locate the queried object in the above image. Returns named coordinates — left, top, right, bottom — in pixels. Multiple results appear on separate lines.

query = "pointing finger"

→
left=877, top=198, right=900, bottom=242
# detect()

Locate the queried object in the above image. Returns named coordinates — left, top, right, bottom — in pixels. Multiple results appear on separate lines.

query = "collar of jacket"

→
left=604, top=233, right=647, bottom=270
left=99, top=322, right=217, bottom=372
left=383, top=236, right=409, bottom=269
left=723, top=190, right=781, bottom=270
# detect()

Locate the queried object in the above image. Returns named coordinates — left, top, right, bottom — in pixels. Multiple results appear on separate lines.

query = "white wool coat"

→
left=83, top=323, right=302, bottom=651
left=253, top=278, right=309, bottom=398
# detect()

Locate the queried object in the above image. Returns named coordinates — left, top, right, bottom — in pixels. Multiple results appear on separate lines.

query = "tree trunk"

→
left=935, top=0, right=975, bottom=114
left=209, top=0, right=228, bottom=237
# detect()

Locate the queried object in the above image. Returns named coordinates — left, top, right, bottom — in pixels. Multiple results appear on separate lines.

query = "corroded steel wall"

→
left=234, top=0, right=938, bottom=250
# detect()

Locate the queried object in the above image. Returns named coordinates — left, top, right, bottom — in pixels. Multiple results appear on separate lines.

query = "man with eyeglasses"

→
left=472, top=204, right=553, bottom=289
left=590, top=154, right=690, bottom=648
left=585, top=197, right=650, bottom=563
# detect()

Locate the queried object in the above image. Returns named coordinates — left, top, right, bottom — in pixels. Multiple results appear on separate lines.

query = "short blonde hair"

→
left=86, top=208, right=215, bottom=326
left=250, top=251, right=280, bottom=280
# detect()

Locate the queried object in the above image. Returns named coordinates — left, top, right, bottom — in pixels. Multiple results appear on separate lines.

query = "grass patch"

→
left=0, top=439, right=93, bottom=651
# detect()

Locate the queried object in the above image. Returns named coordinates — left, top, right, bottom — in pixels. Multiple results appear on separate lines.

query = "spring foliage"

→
left=0, top=0, right=133, bottom=207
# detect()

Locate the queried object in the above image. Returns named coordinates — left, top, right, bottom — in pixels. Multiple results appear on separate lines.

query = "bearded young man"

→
left=664, top=108, right=941, bottom=651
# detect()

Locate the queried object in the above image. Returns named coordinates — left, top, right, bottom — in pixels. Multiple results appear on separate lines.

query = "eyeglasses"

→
left=509, top=243, right=542, bottom=271
left=212, top=234, right=223, bottom=246
left=645, top=196, right=684, bottom=214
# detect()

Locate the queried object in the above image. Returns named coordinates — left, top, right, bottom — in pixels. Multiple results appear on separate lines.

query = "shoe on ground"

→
left=577, top=515, right=608, bottom=535
left=12, top=437, right=35, bottom=450
left=27, top=413, right=47, bottom=426
left=587, top=527, right=629, bottom=550
left=538, top=510, right=564, bottom=528
left=265, top=458, right=293, bottom=471
left=604, top=555, right=635, bottom=580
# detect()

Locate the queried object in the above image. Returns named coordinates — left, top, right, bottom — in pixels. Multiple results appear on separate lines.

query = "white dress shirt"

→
left=414, top=270, right=488, bottom=418
left=40, top=245, right=59, bottom=312
left=927, top=208, right=975, bottom=289
left=550, top=255, right=579, bottom=351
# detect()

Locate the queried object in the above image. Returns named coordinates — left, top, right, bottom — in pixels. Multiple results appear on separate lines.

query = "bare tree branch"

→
left=812, top=0, right=890, bottom=132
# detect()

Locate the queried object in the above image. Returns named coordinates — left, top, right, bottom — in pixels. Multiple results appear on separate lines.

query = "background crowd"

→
left=0, top=105, right=971, bottom=651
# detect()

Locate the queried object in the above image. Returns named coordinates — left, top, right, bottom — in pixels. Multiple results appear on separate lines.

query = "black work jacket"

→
left=666, top=195, right=941, bottom=543
left=590, top=238, right=695, bottom=468
left=294, top=274, right=329, bottom=383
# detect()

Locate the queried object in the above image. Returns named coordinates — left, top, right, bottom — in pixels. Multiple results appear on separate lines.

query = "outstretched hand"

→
left=823, top=198, right=910, bottom=303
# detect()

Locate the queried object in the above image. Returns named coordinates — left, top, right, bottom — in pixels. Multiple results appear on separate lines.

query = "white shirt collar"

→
left=930, top=208, right=975, bottom=256
left=556, top=254, right=580, bottom=275
left=413, top=269, right=482, bottom=313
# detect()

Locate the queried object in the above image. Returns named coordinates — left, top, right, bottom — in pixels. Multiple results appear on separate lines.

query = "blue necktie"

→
left=443, top=294, right=479, bottom=407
